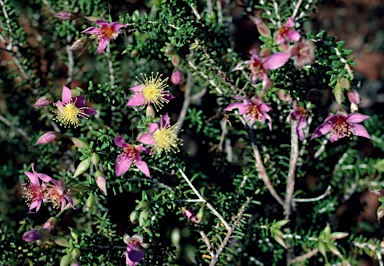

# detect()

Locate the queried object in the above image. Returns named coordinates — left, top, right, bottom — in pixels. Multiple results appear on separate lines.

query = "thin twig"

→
left=176, top=73, right=191, bottom=135
left=178, top=168, right=231, bottom=230
left=0, top=114, right=31, bottom=141
left=216, top=0, right=223, bottom=24
left=314, top=138, right=328, bottom=158
left=290, top=248, right=319, bottom=264
left=110, top=178, right=175, bottom=193
left=293, top=186, right=331, bottom=202
left=291, top=0, right=303, bottom=19
left=65, top=36, right=74, bottom=85
left=200, top=230, right=214, bottom=258
left=209, top=197, right=253, bottom=265
left=252, top=142, right=284, bottom=206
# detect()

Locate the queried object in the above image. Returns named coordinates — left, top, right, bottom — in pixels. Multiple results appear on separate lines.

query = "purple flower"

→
left=288, top=39, right=315, bottom=69
left=224, top=96, right=272, bottom=130
left=53, top=86, right=96, bottom=128
left=114, top=135, right=150, bottom=178
left=275, top=17, right=300, bottom=44
left=287, top=101, right=308, bottom=140
left=123, top=234, right=148, bottom=266
left=138, top=114, right=182, bottom=154
left=36, top=131, right=60, bottom=145
left=23, top=163, right=52, bottom=213
left=22, top=229, right=42, bottom=242
left=44, top=178, right=75, bottom=211
left=126, top=73, right=174, bottom=111
left=233, top=50, right=290, bottom=93
left=82, top=20, right=127, bottom=53
left=311, top=112, right=371, bottom=142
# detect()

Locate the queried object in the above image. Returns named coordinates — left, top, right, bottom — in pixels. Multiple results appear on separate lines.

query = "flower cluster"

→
left=23, top=163, right=74, bottom=213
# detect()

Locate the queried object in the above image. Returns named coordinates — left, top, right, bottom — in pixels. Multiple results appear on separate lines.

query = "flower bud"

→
left=94, top=170, right=107, bottom=195
left=139, top=210, right=149, bottom=226
left=54, top=11, right=76, bottom=21
left=182, top=207, right=198, bottom=223
left=53, top=236, right=70, bottom=247
left=73, top=159, right=91, bottom=178
left=171, top=55, right=180, bottom=67
left=60, top=253, right=71, bottom=266
left=171, top=70, right=183, bottom=85
left=70, top=137, right=89, bottom=149
left=33, top=96, right=52, bottom=107
left=43, top=217, right=57, bottom=231
left=70, top=37, right=89, bottom=54
left=348, top=90, right=360, bottom=105
left=22, top=229, right=42, bottom=242
left=276, top=90, right=293, bottom=103
left=69, top=227, right=80, bottom=241
left=91, top=153, right=99, bottom=165
left=249, top=16, right=271, bottom=38
left=71, top=248, right=81, bottom=260
left=70, top=262, right=81, bottom=266
left=85, top=193, right=95, bottom=211
left=333, top=81, right=343, bottom=105
left=130, top=210, right=140, bottom=223
left=36, top=131, right=60, bottom=145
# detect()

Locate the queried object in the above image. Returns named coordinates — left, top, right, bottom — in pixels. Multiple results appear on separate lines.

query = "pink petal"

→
left=36, top=173, right=53, bottom=183
left=164, top=91, right=175, bottom=100
left=134, top=144, right=147, bottom=152
left=83, top=107, right=97, bottom=116
left=110, top=22, right=127, bottom=31
left=134, top=160, right=151, bottom=178
left=276, top=34, right=285, bottom=45
left=114, top=135, right=127, bottom=148
left=62, top=86, right=72, bottom=103
left=160, top=114, right=171, bottom=128
left=258, top=102, right=272, bottom=112
left=138, top=133, right=155, bottom=146
left=324, top=114, right=339, bottom=123
left=28, top=200, right=42, bottom=213
left=329, top=134, right=342, bottom=142
left=25, top=171, right=39, bottom=185
left=224, top=102, right=247, bottom=114
left=296, top=117, right=307, bottom=140
left=97, top=38, right=109, bottom=54
left=232, top=61, right=248, bottom=72
left=285, top=17, right=294, bottom=28
left=130, top=85, right=144, bottom=93
left=64, top=195, right=75, bottom=209
left=126, top=94, right=146, bottom=107
left=115, top=154, right=132, bottom=177
left=346, top=113, right=370, bottom=123
left=95, top=20, right=110, bottom=27
left=310, top=124, right=333, bottom=140
left=148, top=123, right=159, bottom=134
left=287, top=31, right=301, bottom=42
left=351, top=124, right=371, bottom=139
left=262, top=52, right=291, bottom=70
left=263, top=113, right=272, bottom=131
left=82, top=27, right=100, bottom=35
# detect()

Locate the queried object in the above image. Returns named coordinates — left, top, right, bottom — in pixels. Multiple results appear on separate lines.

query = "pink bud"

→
left=43, top=217, right=57, bottom=231
left=54, top=11, right=76, bottom=21
left=36, top=131, right=60, bottom=145
left=249, top=16, right=271, bottom=38
left=348, top=90, right=360, bottom=105
left=33, top=96, right=52, bottom=107
left=182, top=208, right=198, bottom=223
left=171, top=70, right=183, bottom=85
left=95, top=171, right=107, bottom=195
left=70, top=37, right=89, bottom=54
left=22, top=229, right=42, bottom=242
left=277, top=90, right=293, bottom=103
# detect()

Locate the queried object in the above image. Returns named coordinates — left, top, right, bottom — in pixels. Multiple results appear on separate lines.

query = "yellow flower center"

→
left=246, top=105, right=261, bottom=120
left=45, top=184, right=65, bottom=209
left=100, top=26, right=115, bottom=39
left=53, top=101, right=88, bottom=128
left=138, top=73, right=169, bottom=111
left=152, top=124, right=181, bottom=154
left=22, top=183, right=43, bottom=206
left=331, top=117, right=352, bottom=138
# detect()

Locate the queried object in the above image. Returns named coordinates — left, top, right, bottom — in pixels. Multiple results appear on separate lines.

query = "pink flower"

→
left=126, top=73, right=174, bottom=111
left=22, top=229, right=42, bottom=242
left=44, top=178, right=75, bottom=211
left=138, top=114, right=182, bottom=154
left=233, top=50, right=290, bottom=93
left=36, top=131, right=60, bottom=145
left=53, top=86, right=96, bottom=128
left=82, top=20, right=127, bottom=53
left=115, top=135, right=150, bottom=178
left=311, top=112, right=370, bottom=142
left=275, top=17, right=300, bottom=44
left=23, top=163, right=52, bottom=213
left=287, top=102, right=309, bottom=140
left=33, top=96, right=52, bottom=107
left=123, top=234, right=148, bottom=266
left=288, top=39, right=315, bottom=69
left=224, top=96, right=272, bottom=130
